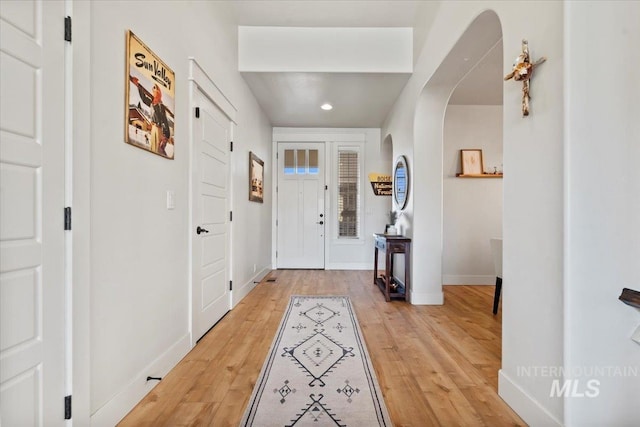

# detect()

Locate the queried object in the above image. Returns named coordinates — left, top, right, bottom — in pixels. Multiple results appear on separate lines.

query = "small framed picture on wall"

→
left=249, top=152, right=264, bottom=203
left=460, top=149, right=484, bottom=175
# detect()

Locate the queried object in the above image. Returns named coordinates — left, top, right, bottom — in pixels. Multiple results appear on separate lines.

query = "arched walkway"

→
left=410, top=10, right=503, bottom=304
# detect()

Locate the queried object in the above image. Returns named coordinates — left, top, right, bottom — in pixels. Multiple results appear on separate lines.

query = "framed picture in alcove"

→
left=460, top=149, right=484, bottom=175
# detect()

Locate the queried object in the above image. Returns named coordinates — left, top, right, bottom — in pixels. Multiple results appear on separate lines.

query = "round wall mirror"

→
left=393, top=155, right=409, bottom=210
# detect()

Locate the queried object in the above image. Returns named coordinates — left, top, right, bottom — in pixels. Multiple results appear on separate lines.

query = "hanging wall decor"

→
left=249, top=152, right=264, bottom=203
left=368, top=173, right=392, bottom=196
left=504, top=39, right=546, bottom=117
left=393, top=156, right=409, bottom=210
left=125, top=30, right=176, bottom=159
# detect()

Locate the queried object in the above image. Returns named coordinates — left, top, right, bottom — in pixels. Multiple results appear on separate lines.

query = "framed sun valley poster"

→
left=125, top=30, right=175, bottom=159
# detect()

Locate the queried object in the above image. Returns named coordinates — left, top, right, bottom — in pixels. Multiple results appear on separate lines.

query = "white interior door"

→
left=191, top=89, right=231, bottom=342
left=277, top=143, right=325, bottom=269
left=1, top=0, right=67, bottom=424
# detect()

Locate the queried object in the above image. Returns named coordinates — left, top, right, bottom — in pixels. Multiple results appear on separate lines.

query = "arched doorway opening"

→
left=410, top=10, right=503, bottom=305
left=442, top=40, right=503, bottom=293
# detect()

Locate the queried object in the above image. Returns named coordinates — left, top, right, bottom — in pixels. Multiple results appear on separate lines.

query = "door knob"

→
left=197, top=226, right=209, bottom=235
left=319, top=214, right=324, bottom=218
left=317, top=221, right=324, bottom=225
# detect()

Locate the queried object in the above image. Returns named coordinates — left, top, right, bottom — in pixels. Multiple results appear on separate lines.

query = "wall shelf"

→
left=456, top=173, right=503, bottom=178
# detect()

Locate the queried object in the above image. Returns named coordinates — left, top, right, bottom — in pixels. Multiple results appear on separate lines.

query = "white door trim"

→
left=275, top=142, right=326, bottom=269
left=71, top=0, right=92, bottom=423
left=188, top=58, right=237, bottom=124
left=188, top=58, right=235, bottom=346
left=271, top=129, right=368, bottom=270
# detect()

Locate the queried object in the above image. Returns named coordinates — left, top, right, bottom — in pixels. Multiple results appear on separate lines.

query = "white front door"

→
left=1, top=0, right=67, bottom=424
left=277, top=143, right=325, bottom=269
left=191, top=90, right=231, bottom=342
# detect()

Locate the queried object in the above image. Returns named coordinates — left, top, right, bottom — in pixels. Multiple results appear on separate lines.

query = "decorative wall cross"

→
left=504, top=39, right=546, bottom=117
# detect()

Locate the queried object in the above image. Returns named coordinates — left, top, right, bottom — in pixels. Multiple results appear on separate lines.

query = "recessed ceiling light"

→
left=321, top=103, right=333, bottom=111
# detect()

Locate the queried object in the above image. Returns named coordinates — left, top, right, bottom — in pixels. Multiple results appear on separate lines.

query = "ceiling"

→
left=449, top=40, right=503, bottom=106
left=241, top=72, right=411, bottom=127
left=230, top=1, right=503, bottom=127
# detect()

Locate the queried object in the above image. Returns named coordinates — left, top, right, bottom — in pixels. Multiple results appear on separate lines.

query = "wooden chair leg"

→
left=493, top=276, right=502, bottom=315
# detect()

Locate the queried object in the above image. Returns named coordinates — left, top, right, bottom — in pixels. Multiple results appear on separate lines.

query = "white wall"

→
left=443, top=105, right=503, bottom=284
left=75, top=1, right=272, bottom=424
left=272, top=128, right=389, bottom=270
left=383, top=2, right=565, bottom=425
left=564, top=2, right=640, bottom=425
left=231, top=95, right=274, bottom=304
left=239, top=27, right=412, bottom=73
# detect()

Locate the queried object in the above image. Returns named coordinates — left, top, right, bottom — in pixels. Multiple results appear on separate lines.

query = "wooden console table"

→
left=373, top=233, right=411, bottom=302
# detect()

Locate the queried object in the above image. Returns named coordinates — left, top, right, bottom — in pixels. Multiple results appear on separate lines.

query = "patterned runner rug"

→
left=240, top=295, right=392, bottom=426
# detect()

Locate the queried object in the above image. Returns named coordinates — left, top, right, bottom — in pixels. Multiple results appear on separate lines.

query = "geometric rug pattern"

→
left=239, top=296, right=392, bottom=426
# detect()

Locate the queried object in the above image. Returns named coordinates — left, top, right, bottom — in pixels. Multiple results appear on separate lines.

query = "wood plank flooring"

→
left=118, top=270, right=524, bottom=426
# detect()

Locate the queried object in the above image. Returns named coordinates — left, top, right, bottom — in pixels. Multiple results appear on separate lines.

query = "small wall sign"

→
left=368, top=173, right=392, bottom=196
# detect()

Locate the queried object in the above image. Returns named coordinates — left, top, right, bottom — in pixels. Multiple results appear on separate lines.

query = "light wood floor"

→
left=119, top=270, right=524, bottom=426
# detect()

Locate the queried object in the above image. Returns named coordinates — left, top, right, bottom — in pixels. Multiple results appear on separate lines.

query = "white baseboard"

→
left=326, top=262, right=375, bottom=270
left=232, top=266, right=271, bottom=308
left=442, top=275, right=495, bottom=285
left=498, top=369, right=563, bottom=427
left=91, top=333, right=191, bottom=427
left=410, top=289, right=444, bottom=305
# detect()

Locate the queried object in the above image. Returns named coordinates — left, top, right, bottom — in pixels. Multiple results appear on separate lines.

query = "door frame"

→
left=275, top=142, right=327, bottom=269
left=187, top=58, right=237, bottom=346
left=70, top=0, right=93, bottom=422
left=272, top=129, right=369, bottom=270
left=272, top=138, right=328, bottom=269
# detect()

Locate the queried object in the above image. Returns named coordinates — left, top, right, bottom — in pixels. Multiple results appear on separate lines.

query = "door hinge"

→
left=195, top=107, right=200, bottom=118
left=229, top=211, right=233, bottom=222
left=64, top=207, right=71, bottom=230
left=276, top=251, right=278, bottom=258
left=64, top=395, right=72, bottom=420
left=276, top=219, right=278, bottom=226
left=229, top=280, right=233, bottom=291
left=64, top=16, right=72, bottom=42
left=230, top=141, right=233, bottom=152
